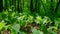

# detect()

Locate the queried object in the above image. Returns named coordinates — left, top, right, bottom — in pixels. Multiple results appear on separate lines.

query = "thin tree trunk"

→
left=54, top=0, right=60, bottom=13
left=50, top=0, right=54, bottom=14
left=0, top=0, right=3, bottom=12
left=17, top=0, right=20, bottom=13
left=40, top=0, right=47, bottom=12
left=35, top=0, right=38, bottom=12
left=30, top=0, right=34, bottom=12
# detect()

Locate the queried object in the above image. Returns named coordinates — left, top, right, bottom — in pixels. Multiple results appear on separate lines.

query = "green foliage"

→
left=0, top=11, right=60, bottom=34
left=0, top=0, right=60, bottom=34
left=0, top=22, right=5, bottom=30
left=32, top=28, right=43, bottom=34
left=11, top=24, right=20, bottom=34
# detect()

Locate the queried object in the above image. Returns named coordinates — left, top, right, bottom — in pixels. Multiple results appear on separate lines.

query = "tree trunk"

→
left=0, top=0, right=3, bottom=12
left=54, top=0, right=60, bottom=13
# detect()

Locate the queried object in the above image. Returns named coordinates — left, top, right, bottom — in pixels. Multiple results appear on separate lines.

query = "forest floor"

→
left=0, top=22, right=60, bottom=34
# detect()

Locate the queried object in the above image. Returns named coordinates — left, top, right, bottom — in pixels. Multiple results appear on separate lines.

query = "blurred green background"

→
left=0, top=0, right=60, bottom=34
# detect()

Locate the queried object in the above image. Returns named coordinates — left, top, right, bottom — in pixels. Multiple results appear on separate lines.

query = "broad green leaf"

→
left=20, top=31, right=26, bottom=34
left=32, top=28, right=43, bottom=34
left=41, top=25, right=48, bottom=34
left=51, top=31, right=57, bottom=34
left=0, top=22, right=5, bottom=30
left=11, top=24, right=20, bottom=34
left=11, top=12, right=15, bottom=17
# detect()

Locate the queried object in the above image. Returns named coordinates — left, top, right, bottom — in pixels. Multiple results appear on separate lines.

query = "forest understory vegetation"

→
left=0, top=0, right=60, bottom=34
